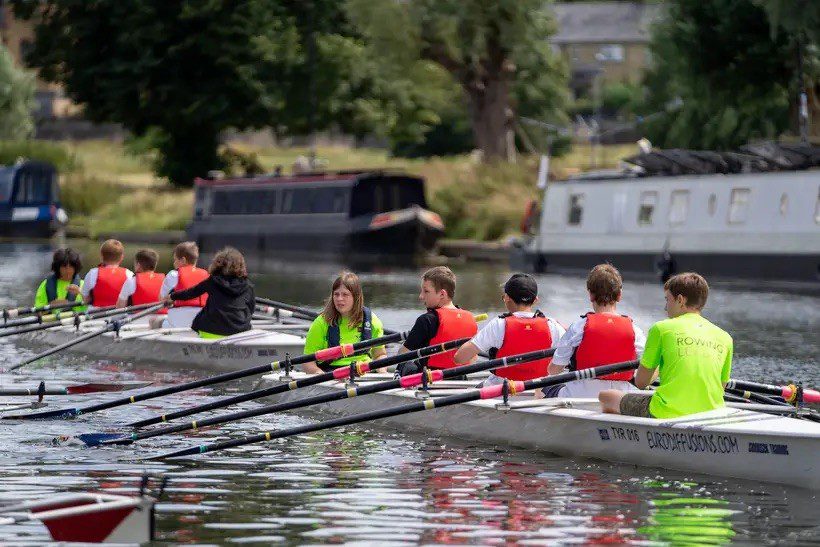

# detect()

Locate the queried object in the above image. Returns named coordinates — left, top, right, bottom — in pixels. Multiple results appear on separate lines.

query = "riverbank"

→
left=4, top=139, right=635, bottom=241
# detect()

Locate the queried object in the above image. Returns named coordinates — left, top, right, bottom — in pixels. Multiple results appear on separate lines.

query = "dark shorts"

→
left=620, top=393, right=654, bottom=418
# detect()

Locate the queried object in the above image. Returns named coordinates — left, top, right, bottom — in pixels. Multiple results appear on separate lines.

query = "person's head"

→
left=100, top=239, right=124, bottom=266
left=586, top=264, right=622, bottom=308
left=420, top=266, right=456, bottom=309
left=133, top=249, right=159, bottom=274
left=321, top=271, right=365, bottom=326
left=173, top=241, right=199, bottom=269
left=208, top=247, right=248, bottom=278
left=664, top=272, right=709, bottom=317
left=502, top=273, right=539, bottom=311
left=51, top=248, right=82, bottom=281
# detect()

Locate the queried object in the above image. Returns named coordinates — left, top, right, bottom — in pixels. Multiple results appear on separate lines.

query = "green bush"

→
left=59, top=174, right=121, bottom=215
left=0, top=140, right=79, bottom=172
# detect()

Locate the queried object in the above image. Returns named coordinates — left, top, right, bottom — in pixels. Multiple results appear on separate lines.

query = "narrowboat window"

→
left=668, top=190, right=689, bottom=225
left=728, top=188, right=751, bottom=224
left=815, top=187, right=820, bottom=224
left=392, top=185, right=402, bottom=210
left=0, top=169, right=13, bottom=203
left=637, top=191, right=657, bottom=224
left=567, top=193, right=584, bottom=225
left=332, top=189, right=346, bottom=213
left=707, top=193, right=717, bottom=216
left=779, top=193, right=788, bottom=216
left=290, top=189, right=313, bottom=214
left=282, top=190, right=293, bottom=214
left=311, top=188, right=345, bottom=214
left=374, top=186, right=385, bottom=213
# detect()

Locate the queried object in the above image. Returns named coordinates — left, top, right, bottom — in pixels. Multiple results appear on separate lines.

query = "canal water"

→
left=0, top=241, right=817, bottom=545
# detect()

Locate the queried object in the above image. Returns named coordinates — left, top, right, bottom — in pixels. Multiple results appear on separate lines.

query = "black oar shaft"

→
left=0, top=304, right=149, bottom=339
left=124, top=347, right=557, bottom=444
left=3, top=300, right=79, bottom=320
left=129, top=337, right=467, bottom=428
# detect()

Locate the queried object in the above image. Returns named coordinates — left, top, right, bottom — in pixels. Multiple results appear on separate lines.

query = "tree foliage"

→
left=642, top=0, right=807, bottom=149
left=0, top=43, right=35, bottom=140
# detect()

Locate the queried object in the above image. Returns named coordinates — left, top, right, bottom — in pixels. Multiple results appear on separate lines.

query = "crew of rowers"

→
left=38, top=243, right=733, bottom=420
left=37, top=239, right=255, bottom=339
left=303, top=265, right=733, bottom=420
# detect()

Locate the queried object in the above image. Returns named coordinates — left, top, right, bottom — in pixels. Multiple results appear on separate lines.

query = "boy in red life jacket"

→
left=396, top=266, right=478, bottom=376
left=116, top=249, right=165, bottom=308
left=453, top=273, right=565, bottom=387
left=80, top=239, right=134, bottom=310
left=536, top=264, right=645, bottom=399
left=150, top=241, right=209, bottom=329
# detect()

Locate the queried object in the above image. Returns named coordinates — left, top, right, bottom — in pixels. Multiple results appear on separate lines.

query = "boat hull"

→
left=261, top=373, right=820, bottom=490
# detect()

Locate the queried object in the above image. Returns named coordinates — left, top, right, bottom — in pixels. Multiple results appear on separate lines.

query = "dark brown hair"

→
left=174, top=241, right=199, bottom=263
left=134, top=248, right=159, bottom=272
left=664, top=272, right=709, bottom=310
left=100, top=239, right=124, bottom=263
left=586, top=264, right=622, bottom=305
left=422, top=266, right=456, bottom=299
left=208, top=247, right=248, bottom=278
left=51, top=248, right=82, bottom=277
left=321, top=271, right=365, bottom=328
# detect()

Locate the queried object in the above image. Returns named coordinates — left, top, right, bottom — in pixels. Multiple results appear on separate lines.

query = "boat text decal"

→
left=599, top=426, right=741, bottom=454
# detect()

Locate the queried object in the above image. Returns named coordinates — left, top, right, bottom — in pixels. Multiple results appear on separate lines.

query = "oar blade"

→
left=76, top=433, right=128, bottom=447
left=66, top=381, right=153, bottom=394
left=0, top=407, right=78, bottom=420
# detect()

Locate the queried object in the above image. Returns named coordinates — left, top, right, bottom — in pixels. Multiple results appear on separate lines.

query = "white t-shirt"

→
left=80, top=265, right=134, bottom=309
left=158, top=269, right=202, bottom=328
left=550, top=313, right=646, bottom=398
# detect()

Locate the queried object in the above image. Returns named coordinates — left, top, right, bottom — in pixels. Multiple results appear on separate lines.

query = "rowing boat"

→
left=14, top=317, right=307, bottom=371
left=259, top=372, right=820, bottom=489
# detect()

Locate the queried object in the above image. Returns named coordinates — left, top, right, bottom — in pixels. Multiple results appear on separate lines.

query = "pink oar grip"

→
left=399, top=370, right=443, bottom=388
left=478, top=381, right=526, bottom=399
left=782, top=386, right=820, bottom=404
left=314, top=343, right=354, bottom=362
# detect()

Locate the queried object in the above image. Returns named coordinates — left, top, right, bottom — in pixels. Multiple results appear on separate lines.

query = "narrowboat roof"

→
left=0, top=160, right=57, bottom=173
left=194, top=169, right=421, bottom=188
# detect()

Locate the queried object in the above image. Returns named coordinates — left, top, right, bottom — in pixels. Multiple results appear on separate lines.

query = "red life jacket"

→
left=90, top=265, right=128, bottom=307
left=571, top=312, right=636, bottom=381
left=173, top=265, right=209, bottom=307
left=131, top=271, right=167, bottom=313
left=427, top=307, right=478, bottom=369
left=492, top=312, right=554, bottom=380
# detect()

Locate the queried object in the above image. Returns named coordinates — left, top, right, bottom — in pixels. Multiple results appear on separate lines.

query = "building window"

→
left=568, top=193, right=584, bottom=225
left=669, top=190, right=690, bottom=225
left=779, top=193, right=789, bottom=216
left=728, top=188, right=751, bottom=224
left=637, top=191, right=658, bottom=225
left=597, top=44, right=624, bottom=63
left=707, top=193, right=717, bottom=216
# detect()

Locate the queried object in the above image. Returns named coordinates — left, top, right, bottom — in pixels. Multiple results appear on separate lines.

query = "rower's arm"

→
left=634, top=364, right=658, bottom=389
left=301, top=361, right=323, bottom=374
left=453, top=341, right=480, bottom=365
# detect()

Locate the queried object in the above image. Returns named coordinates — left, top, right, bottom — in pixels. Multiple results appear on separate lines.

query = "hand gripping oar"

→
left=147, top=359, right=639, bottom=460
left=102, top=346, right=558, bottom=446
left=0, top=381, right=152, bottom=397
left=1, top=330, right=409, bottom=421
left=0, top=303, right=154, bottom=340
left=125, top=336, right=473, bottom=430
left=254, top=298, right=318, bottom=320
left=726, top=379, right=820, bottom=405
left=2, top=300, right=80, bottom=322
left=3, top=303, right=165, bottom=373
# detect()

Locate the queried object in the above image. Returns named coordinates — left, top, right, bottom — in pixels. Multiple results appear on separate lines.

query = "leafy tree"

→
left=0, top=43, right=35, bottom=140
left=642, top=0, right=802, bottom=149
left=346, top=0, right=567, bottom=161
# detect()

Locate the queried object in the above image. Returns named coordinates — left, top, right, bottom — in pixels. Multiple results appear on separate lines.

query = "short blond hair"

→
left=174, top=241, right=199, bottom=263
left=100, top=239, right=124, bottom=263
left=422, top=266, right=456, bottom=299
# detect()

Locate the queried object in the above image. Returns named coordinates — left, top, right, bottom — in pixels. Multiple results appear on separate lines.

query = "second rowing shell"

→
left=14, top=318, right=306, bottom=371
left=259, top=372, right=820, bottom=490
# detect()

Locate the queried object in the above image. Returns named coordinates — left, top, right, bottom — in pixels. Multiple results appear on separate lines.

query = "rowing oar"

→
left=125, top=337, right=473, bottom=430
left=726, top=379, right=820, bottom=405
left=147, top=359, right=639, bottom=460
left=2, top=300, right=80, bottom=322
left=0, top=303, right=155, bottom=340
left=0, top=381, right=152, bottom=397
left=0, top=330, right=409, bottom=421
left=102, top=346, right=558, bottom=446
left=3, top=303, right=165, bottom=372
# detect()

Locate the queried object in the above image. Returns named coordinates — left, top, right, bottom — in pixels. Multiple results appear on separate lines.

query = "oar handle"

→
left=726, top=379, right=820, bottom=404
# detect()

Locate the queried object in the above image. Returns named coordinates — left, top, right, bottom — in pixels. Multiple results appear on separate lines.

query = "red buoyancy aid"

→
left=131, top=271, right=167, bottom=313
left=492, top=313, right=554, bottom=380
left=572, top=313, right=636, bottom=381
left=174, top=265, right=209, bottom=307
left=427, top=307, right=478, bottom=369
left=90, top=266, right=128, bottom=307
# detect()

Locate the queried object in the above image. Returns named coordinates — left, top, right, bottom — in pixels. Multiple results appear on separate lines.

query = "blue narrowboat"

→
left=0, top=161, right=66, bottom=237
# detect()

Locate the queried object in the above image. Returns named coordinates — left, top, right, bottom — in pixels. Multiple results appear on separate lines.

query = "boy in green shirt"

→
left=599, top=272, right=733, bottom=419
left=34, top=248, right=84, bottom=310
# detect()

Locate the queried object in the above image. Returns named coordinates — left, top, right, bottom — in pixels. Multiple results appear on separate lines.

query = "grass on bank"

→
left=1, top=139, right=638, bottom=240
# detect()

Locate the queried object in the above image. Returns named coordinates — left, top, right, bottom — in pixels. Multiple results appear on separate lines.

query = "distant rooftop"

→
left=551, top=2, right=664, bottom=45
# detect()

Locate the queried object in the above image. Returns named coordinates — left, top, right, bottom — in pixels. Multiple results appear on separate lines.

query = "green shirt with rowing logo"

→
left=303, top=312, right=385, bottom=367
left=640, top=312, right=733, bottom=419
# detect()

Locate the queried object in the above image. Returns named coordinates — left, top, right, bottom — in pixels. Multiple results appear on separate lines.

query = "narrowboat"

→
left=186, top=170, right=445, bottom=259
left=513, top=142, right=820, bottom=282
left=0, top=161, right=67, bottom=238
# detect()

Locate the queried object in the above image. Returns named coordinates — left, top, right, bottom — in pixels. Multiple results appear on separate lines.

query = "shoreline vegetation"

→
left=0, top=139, right=635, bottom=241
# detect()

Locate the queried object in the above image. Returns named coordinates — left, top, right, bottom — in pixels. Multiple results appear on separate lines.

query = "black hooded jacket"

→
left=170, top=275, right=255, bottom=336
